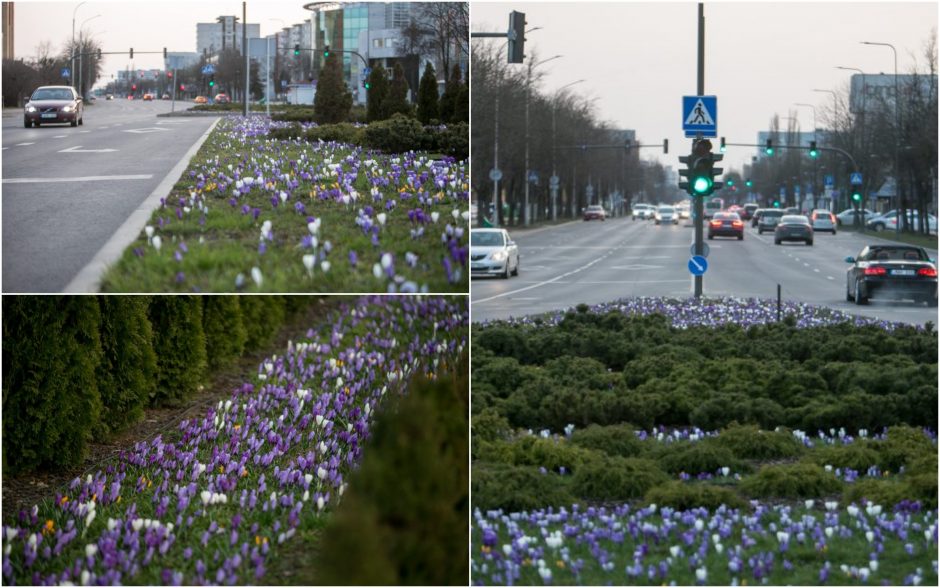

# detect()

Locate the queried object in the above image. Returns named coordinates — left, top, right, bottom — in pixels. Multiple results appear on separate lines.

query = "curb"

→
left=63, top=117, right=222, bottom=293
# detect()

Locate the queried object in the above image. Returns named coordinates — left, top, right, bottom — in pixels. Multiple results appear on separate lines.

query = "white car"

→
left=470, top=228, right=519, bottom=279
left=866, top=210, right=937, bottom=233
left=632, top=204, right=655, bottom=220
left=676, top=203, right=691, bottom=219
left=654, top=205, right=679, bottom=225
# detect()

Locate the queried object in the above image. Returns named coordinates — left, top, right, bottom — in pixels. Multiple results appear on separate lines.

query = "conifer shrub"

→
left=202, top=296, right=247, bottom=371
left=876, top=426, right=937, bottom=472
left=645, top=481, right=747, bottom=511
left=148, top=296, right=207, bottom=405
left=315, top=359, right=468, bottom=585
left=509, top=436, right=597, bottom=474
left=804, top=443, right=880, bottom=472
left=712, top=424, right=805, bottom=460
left=569, top=424, right=646, bottom=458
left=654, top=442, right=746, bottom=476
left=741, top=463, right=841, bottom=498
left=239, top=295, right=286, bottom=349
left=472, top=464, right=574, bottom=512
left=571, top=457, right=669, bottom=501
left=95, top=296, right=156, bottom=436
left=2, top=297, right=102, bottom=473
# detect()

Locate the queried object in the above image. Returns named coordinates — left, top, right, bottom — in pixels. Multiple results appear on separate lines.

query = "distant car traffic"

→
left=194, top=96, right=208, bottom=104
left=632, top=204, right=655, bottom=220
left=740, top=203, right=759, bottom=221
left=654, top=205, right=678, bottom=225
left=162, top=93, right=171, bottom=100
left=835, top=208, right=875, bottom=227
left=708, top=212, right=744, bottom=240
left=810, top=210, right=837, bottom=234
left=784, top=207, right=800, bottom=215
left=143, top=93, right=154, bottom=101
left=676, top=202, right=691, bottom=219
left=583, top=205, right=607, bottom=221
left=774, top=215, right=814, bottom=246
left=704, top=199, right=723, bottom=219
left=214, top=93, right=231, bottom=104
left=845, top=245, right=937, bottom=306
left=470, top=228, right=520, bottom=279
left=23, top=85, right=84, bottom=128
left=105, top=93, right=114, bottom=100
left=756, top=209, right=784, bottom=233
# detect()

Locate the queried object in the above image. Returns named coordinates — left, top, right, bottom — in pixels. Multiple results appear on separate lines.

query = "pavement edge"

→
left=63, top=117, right=222, bottom=293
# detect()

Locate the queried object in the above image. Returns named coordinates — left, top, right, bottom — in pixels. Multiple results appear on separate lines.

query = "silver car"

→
left=810, top=210, right=837, bottom=234
left=655, top=205, right=678, bottom=225
left=470, top=228, right=520, bottom=279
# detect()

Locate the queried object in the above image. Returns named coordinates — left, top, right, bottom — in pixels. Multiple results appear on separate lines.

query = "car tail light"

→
left=732, top=220, right=743, bottom=228
left=917, top=267, right=938, bottom=277
left=710, top=220, right=721, bottom=227
left=864, top=266, right=887, bottom=276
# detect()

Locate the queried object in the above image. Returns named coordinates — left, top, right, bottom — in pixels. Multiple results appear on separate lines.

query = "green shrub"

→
left=876, top=426, right=936, bottom=472
left=303, top=122, right=366, bottom=145
left=266, top=122, right=306, bottom=140
left=472, top=464, right=574, bottom=512
left=571, top=457, right=669, bottom=501
left=713, top=424, right=804, bottom=460
left=202, top=296, right=247, bottom=371
left=434, top=122, right=468, bottom=159
left=906, top=471, right=938, bottom=509
left=363, top=114, right=429, bottom=154
left=471, top=408, right=512, bottom=444
left=472, top=356, right=527, bottom=398
left=645, top=481, right=747, bottom=511
left=316, top=358, right=467, bottom=585
left=270, top=109, right=317, bottom=123
left=569, top=424, right=645, bottom=458
left=805, top=443, right=880, bottom=471
left=741, top=463, right=842, bottom=498
left=509, top=436, right=597, bottom=474
left=239, top=296, right=286, bottom=349
left=2, top=297, right=102, bottom=473
left=95, top=296, right=156, bottom=436
left=474, top=439, right=515, bottom=464
left=148, top=296, right=207, bottom=406
left=655, top=442, right=745, bottom=476
left=843, top=479, right=911, bottom=508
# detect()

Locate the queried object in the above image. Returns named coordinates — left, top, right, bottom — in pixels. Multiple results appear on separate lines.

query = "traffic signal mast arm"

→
left=554, top=140, right=669, bottom=152
left=721, top=140, right=859, bottom=171
left=292, top=45, right=368, bottom=69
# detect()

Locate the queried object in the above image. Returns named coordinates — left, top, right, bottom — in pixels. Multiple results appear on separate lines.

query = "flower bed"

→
left=3, top=295, right=468, bottom=585
left=100, top=116, right=469, bottom=293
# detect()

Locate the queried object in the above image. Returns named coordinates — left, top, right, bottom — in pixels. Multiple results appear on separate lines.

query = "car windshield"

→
left=587, top=206, right=603, bottom=212
left=780, top=215, right=809, bottom=224
left=714, top=213, right=739, bottom=220
left=762, top=210, right=784, bottom=218
left=658, top=207, right=674, bottom=213
left=861, top=247, right=928, bottom=262
left=705, top=202, right=722, bottom=209
left=471, top=231, right=505, bottom=247
left=31, top=88, right=73, bottom=101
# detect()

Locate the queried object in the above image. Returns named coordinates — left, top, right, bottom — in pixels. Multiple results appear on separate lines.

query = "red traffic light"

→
left=131, top=84, right=137, bottom=91
left=167, top=72, right=173, bottom=79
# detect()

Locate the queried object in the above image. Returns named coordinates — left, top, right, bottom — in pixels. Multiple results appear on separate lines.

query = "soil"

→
left=1, top=297, right=347, bottom=521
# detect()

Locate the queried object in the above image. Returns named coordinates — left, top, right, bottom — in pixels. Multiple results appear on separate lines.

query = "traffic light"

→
left=167, top=71, right=173, bottom=79
left=726, top=178, right=734, bottom=187
left=663, top=138, right=669, bottom=154
left=363, top=78, right=371, bottom=89
left=678, top=139, right=723, bottom=197
left=720, top=136, right=726, bottom=153
left=131, top=84, right=137, bottom=91
left=852, top=188, right=862, bottom=203
left=773, top=199, right=780, bottom=208
left=765, top=139, right=774, bottom=155
left=746, top=179, right=753, bottom=188
left=508, top=11, right=526, bottom=64
left=163, top=47, right=167, bottom=59
left=809, top=140, right=818, bottom=158
left=179, top=84, right=185, bottom=92
left=294, top=44, right=300, bottom=56
left=97, top=49, right=102, bottom=59
left=129, top=48, right=134, bottom=59
left=208, top=76, right=215, bottom=88
left=323, top=45, right=330, bottom=58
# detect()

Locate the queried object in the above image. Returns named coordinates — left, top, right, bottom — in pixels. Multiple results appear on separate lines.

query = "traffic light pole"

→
left=694, top=2, right=705, bottom=299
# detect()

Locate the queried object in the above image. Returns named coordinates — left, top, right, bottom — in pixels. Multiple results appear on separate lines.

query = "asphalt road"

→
left=2, top=98, right=219, bottom=292
left=471, top=216, right=939, bottom=326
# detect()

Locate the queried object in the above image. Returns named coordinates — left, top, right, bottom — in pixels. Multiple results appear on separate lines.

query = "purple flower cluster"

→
left=3, top=296, right=468, bottom=585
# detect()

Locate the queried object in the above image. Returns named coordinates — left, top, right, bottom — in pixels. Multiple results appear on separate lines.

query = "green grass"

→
left=100, top=118, right=468, bottom=293
left=839, top=225, right=938, bottom=250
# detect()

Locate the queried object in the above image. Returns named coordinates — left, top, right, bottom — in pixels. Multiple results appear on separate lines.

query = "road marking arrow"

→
left=58, top=146, right=118, bottom=153
left=123, top=127, right=171, bottom=134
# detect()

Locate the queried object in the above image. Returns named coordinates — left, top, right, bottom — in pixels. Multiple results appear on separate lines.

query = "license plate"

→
left=891, top=269, right=916, bottom=276
left=41, top=113, right=57, bottom=119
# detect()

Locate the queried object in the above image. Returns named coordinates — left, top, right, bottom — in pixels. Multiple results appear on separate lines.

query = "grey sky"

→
left=12, top=1, right=312, bottom=79
left=472, top=1, right=938, bottom=174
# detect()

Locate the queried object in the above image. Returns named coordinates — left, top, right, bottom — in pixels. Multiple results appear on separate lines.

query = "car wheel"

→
left=846, top=282, right=853, bottom=302
left=873, top=223, right=884, bottom=232
left=774, top=239, right=781, bottom=245
left=832, top=229, right=837, bottom=235
left=738, top=234, right=743, bottom=240
left=807, top=240, right=813, bottom=246
left=707, top=234, right=713, bottom=240
left=758, top=229, right=763, bottom=234
left=23, top=119, right=31, bottom=128
left=502, top=264, right=510, bottom=279
left=70, top=119, right=77, bottom=127
left=512, top=258, right=520, bottom=276
left=854, top=280, right=868, bottom=305
left=78, top=117, right=83, bottom=126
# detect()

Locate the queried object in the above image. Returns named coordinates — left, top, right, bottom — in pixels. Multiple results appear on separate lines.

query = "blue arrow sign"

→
left=850, top=172, right=863, bottom=185
left=682, top=95, right=717, bottom=137
left=688, top=255, right=708, bottom=276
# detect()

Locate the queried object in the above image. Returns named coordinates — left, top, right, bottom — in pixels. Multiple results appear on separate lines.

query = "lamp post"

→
left=782, top=115, right=802, bottom=209
left=795, top=103, right=818, bottom=209
left=70, top=2, right=88, bottom=92
left=861, top=41, right=901, bottom=236
left=270, top=19, right=287, bottom=102
left=77, top=14, right=100, bottom=98
left=836, top=66, right=869, bottom=217
left=524, top=53, right=562, bottom=226
left=551, top=79, right=585, bottom=221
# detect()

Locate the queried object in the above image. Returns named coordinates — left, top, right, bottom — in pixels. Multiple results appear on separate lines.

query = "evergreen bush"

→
left=416, top=62, right=439, bottom=124
left=313, top=52, right=353, bottom=124
left=712, top=424, right=805, bottom=460
left=472, top=464, right=574, bottom=512
left=240, top=296, right=286, bottom=349
left=645, top=481, right=747, bottom=511
left=202, top=296, right=247, bottom=371
left=741, top=463, right=841, bottom=498
left=569, top=424, right=646, bottom=458
left=148, top=296, right=207, bottom=405
left=571, top=457, right=668, bottom=501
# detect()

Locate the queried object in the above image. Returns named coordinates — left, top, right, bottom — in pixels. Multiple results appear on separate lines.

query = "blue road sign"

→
left=688, top=255, right=708, bottom=276
left=61, top=68, right=70, bottom=78
left=682, top=95, right=717, bottom=137
left=850, top=172, right=863, bottom=185
left=201, top=64, right=216, bottom=75
left=824, top=174, right=834, bottom=187
left=528, top=171, right=539, bottom=184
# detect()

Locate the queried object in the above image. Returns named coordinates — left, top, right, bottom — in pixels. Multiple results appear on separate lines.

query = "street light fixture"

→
left=525, top=53, right=563, bottom=226
left=861, top=41, right=901, bottom=236
left=551, top=79, right=585, bottom=221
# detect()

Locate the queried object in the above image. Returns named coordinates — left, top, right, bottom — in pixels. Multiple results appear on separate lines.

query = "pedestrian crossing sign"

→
left=683, top=95, right=717, bottom=137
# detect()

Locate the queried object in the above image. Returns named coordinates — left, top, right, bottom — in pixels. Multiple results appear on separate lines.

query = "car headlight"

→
left=62, top=104, right=75, bottom=112
left=25, top=105, right=36, bottom=112
left=491, top=250, right=508, bottom=262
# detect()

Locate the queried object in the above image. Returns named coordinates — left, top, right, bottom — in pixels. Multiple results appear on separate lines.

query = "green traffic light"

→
left=746, top=180, right=753, bottom=187
left=766, top=147, right=774, bottom=156
left=809, top=149, right=818, bottom=158
left=727, top=179, right=734, bottom=187
left=773, top=201, right=780, bottom=208
left=852, top=192, right=862, bottom=202
left=692, top=177, right=712, bottom=194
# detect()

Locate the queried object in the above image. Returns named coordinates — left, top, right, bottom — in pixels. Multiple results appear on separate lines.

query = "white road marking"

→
left=610, top=264, right=665, bottom=271
left=813, top=268, right=820, bottom=272
left=14, top=142, right=35, bottom=146
left=58, top=146, right=118, bottom=153
left=3, top=174, right=153, bottom=184
left=123, top=127, right=170, bottom=134
left=78, top=130, right=90, bottom=133
left=53, top=135, right=67, bottom=138
left=803, top=263, right=810, bottom=267
left=473, top=251, right=614, bottom=304
left=827, top=276, right=835, bottom=280
left=1, top=147, right=7, bottom=150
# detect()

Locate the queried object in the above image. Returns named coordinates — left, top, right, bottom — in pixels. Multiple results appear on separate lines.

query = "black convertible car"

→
left=845, top=245, right=937, bottom=306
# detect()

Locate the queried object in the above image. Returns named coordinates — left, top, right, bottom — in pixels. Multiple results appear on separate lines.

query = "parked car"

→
left=845, top=245, right=937, bottom=306
left=162, top=93, right=171, bottom=100
left=835, top=208, right=875, bottom=227
left=470, top=228, right=520, bottom=279
left=707, top=212, right=744, bottom=240
left=774, top=215, right=814, bottom=246
left=214, top=93, right=231, bottom=104
left=810, top=210, right=837, bottom=234
left=583, top=205, right=607, bottom=221
left=654, top=205, right=679, bottom=225
left=866, top=210, right=937, bottom=233
left=632, top=203, right=655, bottom=220
left=756, top=209, right=785, bottom=233
left=194, top=96, right=208, bottom=104
left=23, top=85, right=83, bottom=128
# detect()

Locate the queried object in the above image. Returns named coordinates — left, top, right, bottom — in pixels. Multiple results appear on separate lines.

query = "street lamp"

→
left=551, top=79, right=585, bottom=221
left=782, top=115, right=802, bottom=209
left=525, top=53, right=563, bottom=226
left=861, top=41, right=901, bottom=236
left=77, top=14, right=101, bottom=97
left=71, top=2, right=88, bottom=92
left=795, top=103, right=819, bottom=209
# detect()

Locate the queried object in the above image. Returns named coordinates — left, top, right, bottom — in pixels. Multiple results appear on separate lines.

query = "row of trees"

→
left=471, top=43, right=673, bottom=226
left=744, top=33, right=937, bottom=233
left=2, top=35, right=103, bottom=106
left=2, top=296, right=306, bottom=475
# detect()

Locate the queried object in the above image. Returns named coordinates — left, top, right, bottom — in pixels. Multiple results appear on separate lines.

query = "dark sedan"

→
left=756, top=209, right=784, bottom=232
left=774, top=215, right=813, bottom=245
left=24, top=86, right=84, bottom=128
left=845, top=245, right=937, bottom=306
left=707, top=212, right=744, bottom=240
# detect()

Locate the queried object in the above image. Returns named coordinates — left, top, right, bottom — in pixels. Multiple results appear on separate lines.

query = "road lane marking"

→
left=473, top=251, right=614, bottom=304
left=123, top=127, right=171, bottom=134
left=814, top=268, right=820, bottom=272
left=610, top=264, right=665, bottom=271
left=14, top=142, right=35, bottom=146
left=3, top=174, right=153, bottom=184
left=827, top=276, right=835, bottom=280
left=78, top=130, right=90, bottom=133
left=53, top=135, right=67, bottom=138
left=59, top=146, right=118, bottom=153
left=803, top=263, right=810, bottom=267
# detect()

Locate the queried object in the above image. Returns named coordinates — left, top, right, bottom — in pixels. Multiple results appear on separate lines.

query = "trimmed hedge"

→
left=315, top=358, right=468, bottom=585
left=148, top=296, right=207, bottom=406
left=2, top=297, right=102, bottom=474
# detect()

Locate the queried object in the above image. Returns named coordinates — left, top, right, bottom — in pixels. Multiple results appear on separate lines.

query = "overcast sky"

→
left=472, top=0, right=938, bottom=174
left=12, top=1, right=313, bottom=77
